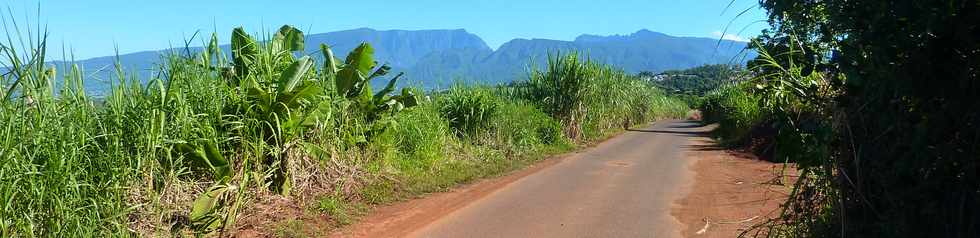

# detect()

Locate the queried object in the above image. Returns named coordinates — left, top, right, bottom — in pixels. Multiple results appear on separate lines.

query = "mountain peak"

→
left=631, top=29, right=668, bottom=38
left=574, top=29, right=671, bottom=43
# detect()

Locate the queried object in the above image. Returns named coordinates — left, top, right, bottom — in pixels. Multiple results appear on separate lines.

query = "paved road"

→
left=408, top=120, right=705, bottom=238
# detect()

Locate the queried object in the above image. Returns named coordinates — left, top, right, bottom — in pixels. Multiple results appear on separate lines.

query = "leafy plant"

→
left=335, top=43, right=419, bottom=117
left=225, top=26, right=332, bottom=196
left=175, top=139, right=232, bottom=182
left=517, top=52, right=687, bottom=141
left=438, top=86, right=499, bottom=137
left=328, top=42, right=419, bottom=143
left=518, top=52, right=597, bottom=140
left=698, top=83, right=764, bottom=144
left=730, top=0, right=980, bottom=236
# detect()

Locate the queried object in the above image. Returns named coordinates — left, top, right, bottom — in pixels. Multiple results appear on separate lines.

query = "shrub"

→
left=493, top=100, right=567, bottom=150
left=517, top=52, right=689, bottom=142
left=438, top=86, right=499, bottom=138
left=699, top=84, right=764, bottom=144
left=391, top=101, right=453, bottom=170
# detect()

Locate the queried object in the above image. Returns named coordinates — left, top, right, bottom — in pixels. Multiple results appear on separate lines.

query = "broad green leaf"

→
left=336, top=43, right=376, bottom=97
left=273, top=25, right=305, bottom=52
left=336, top=67, right=366, bottom=98
left=357, top=79, right=375, bottom=107
left=345, top=43, right=376, bottom=75
left=398, top=88, right=419, bottom=108
left=373, top=72, right=403, bottom=104
left=301, top=101, right=332, bottom=126
left=321, top=44, right=337, bottom=75
left=190, top=185, right=229, bottom=231
left=190, top=185, right=228, bottom=221
left=175, top=141, right=231, bottom=182
left=175, top=143, right=205, bottom=162
left=202, top=141, right=231, bottom=182
left=245, top=78, right=273, bottom=112
left=231, top=28, right=257, bottom=79
left=278, top=56, right=314, bottom=93
left=281, top=82, right=323, bottom=108
left=368, top=64, right=391, bottom=80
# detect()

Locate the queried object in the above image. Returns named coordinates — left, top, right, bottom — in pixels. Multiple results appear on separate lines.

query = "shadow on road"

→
left=626, top=129, right=709, bottom=137
left=684, top=144, right=726, bottom=151
left=627, top=120, right=715, bottom=138
left=667, top=123, right=704, bottom=129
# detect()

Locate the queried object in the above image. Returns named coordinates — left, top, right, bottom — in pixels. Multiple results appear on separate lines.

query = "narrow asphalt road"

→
left=408, top=120, right=706, bottom=238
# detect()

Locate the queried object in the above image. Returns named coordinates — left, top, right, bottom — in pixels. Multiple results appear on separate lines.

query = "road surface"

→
left=407, top=120, right=705, bottom=238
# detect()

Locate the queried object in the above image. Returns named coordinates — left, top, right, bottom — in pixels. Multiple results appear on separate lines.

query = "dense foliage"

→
left=0, top=23, right=687, bottom=236
left=701, top=0, right=979, bottom=237
left=698, top=83, right=764, bottom=146
left=641, top=64, right=744, bottom=96
left=438, top=86, right=499, bottom=138
left=516, top=52, right=688, bottom=141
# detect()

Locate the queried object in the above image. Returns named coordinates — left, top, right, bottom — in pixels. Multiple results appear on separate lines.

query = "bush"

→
left=437, top=86, right=499, bottom=138
left=390, top=101, right=454, bottom=170
left=699, top=84, right=765, bottom=144
left=493, top=100, right=568, bottom=150
left=517, top=52, right=689, bottom=142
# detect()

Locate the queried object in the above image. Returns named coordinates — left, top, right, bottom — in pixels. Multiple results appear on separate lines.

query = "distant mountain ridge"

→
left=55, top=28, right=752, bottom=95
left=409, top=29, right=751, bottom=86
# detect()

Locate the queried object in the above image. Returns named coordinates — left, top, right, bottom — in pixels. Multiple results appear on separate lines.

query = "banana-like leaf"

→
left=397, top=88, right=420, bottom=108
left=190, top=185, right=230, bottom=231
left=175, top=141, right=231, bottom=182
left=175, top=143, right=207, bottom=163
left=357, top=78, right=375, bottom=107
left=345, top=43, right=377, bottom=75
left=231, top=28, right=257, bottom=80
left=336, top=67, right=367, bottom=98
left=278, top=56, right=314, bottom=93
left=202, top=141, right=231, bottom=182
left=273, top=25, right=305, bottom=52
left=373, top=72, right=403, bottom=104
left=280, top=82, right=322, bottom=108
left=320, top=44, right=337, bottom=75
left=368, top=64, right=391, bottom=80
left=245, top=78, right=273, bottom=113
left=300, top=101, right=332, bottom=127
left=335, top=43, right=377, bottom=97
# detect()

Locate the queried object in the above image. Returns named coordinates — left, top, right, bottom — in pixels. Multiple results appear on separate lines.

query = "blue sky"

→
left=3, top=0, right=768, bottom=60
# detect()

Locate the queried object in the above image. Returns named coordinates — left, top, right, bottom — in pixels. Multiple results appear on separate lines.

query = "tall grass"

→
left=698, top=83, right=764, bottom=144
left=517, top=52, right=688, bottom=142
left=438, top=85, right=499, bottom=138
left=0, top=23, right=688, bottom=237
left=1, top=23, right=138, bottom=236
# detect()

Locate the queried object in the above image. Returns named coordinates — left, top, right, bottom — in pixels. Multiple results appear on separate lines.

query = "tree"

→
left=754, top=0, right=980, bottom=236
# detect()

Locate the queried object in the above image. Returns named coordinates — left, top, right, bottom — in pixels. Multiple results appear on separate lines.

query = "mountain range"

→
left=54, top=28, right=752, bottom=95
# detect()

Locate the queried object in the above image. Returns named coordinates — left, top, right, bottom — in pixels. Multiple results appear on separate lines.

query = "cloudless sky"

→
left=3, top=0, right=768, bottom=60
